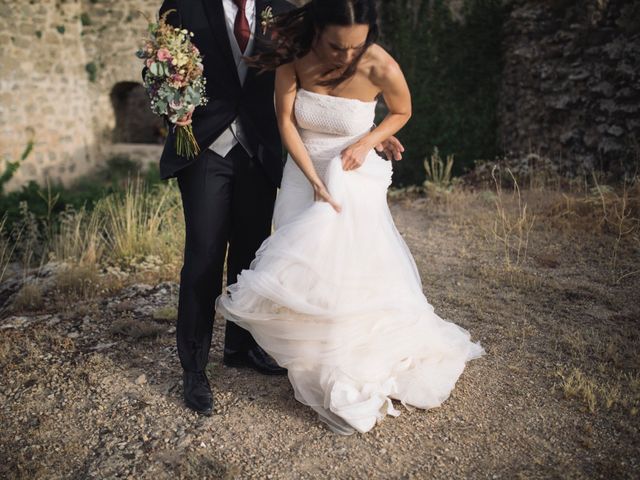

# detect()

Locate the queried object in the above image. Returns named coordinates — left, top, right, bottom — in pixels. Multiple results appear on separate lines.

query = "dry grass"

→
left=451, top=155, right=640, bottom=287
left=487, top=165, right=536, bottom=269
left=423, top=146, right=455, bottom=196
left=532, top=174, right=640, bottom=284
left=109, top=316, right=166, bottom=340
left=589, top=173, right=640, bottom=283
left=152, top=306, right=178, bottom=322
left=52, top=264, right=105, bottom=299
left=0, top=214, right=18, bottom=283
left=1, top=178, right=185, bottom=312
left=10, top=282, right=44, bottom=312
left=555, top=367, right=639, bottom=416
left=99, top=178, right=182, bottom=265
left=50, top=204, right=105, bottom=267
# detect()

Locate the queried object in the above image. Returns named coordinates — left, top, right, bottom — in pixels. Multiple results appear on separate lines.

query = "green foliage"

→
left=0, top=156, right=162, bottom=236
left=0, top=140, right=34, bottom=195
left=617, top=2, right=640, bottom=35
left=545, top=0, right=576, bottom=12
left=423, top=145, right=455, bottom=195
left=379, top=0, right=507, bottom=186
left=56, top=25, right=65, bottom=34
left=80, top=13, right=92, bottom=26
left=95, top=155, right=161, bottom=187
left=0, top=181, right=99, bottom=237
left=85, top=62, right=98, bottom=82
left=1, top=174, right=179, bottom=275
left=35, top=30, right=42, bottom=39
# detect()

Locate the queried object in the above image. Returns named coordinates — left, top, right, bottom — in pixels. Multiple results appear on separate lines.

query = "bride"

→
left=216, top=0, right=486, bottom=435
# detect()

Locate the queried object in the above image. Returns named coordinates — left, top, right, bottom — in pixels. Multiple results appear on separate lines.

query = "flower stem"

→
left=176, top=125, right=200, bottom=158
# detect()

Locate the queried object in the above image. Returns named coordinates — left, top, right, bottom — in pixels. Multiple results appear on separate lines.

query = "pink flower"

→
left=170, top=73, right=185, bottom=85
left=157, top=48, right=172, bottom=61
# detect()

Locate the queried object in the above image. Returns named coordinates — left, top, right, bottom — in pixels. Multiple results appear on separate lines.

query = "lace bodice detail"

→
left=295, top=88, right=377, bottom=137
left=293, top=88, right=378, bottom=178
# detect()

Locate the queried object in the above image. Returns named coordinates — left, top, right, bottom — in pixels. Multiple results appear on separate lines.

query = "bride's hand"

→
left=341, top=141, right=370, bottom=171
left=313, top=181, right=342, bottom=213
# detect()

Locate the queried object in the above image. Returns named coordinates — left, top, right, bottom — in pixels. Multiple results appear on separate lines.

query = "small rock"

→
left=135, top=374, right=147, bottom=385
left=607, top=125, right=624, bottom=137
left=177, top=434, right=193, bottom=449
left=46, top=317, right=61, bottom=327
left=591, top=81, right=614, bottom=97
left=90, top=342, right=117, bottom=351
left=568, top=69, right=589, bottom=81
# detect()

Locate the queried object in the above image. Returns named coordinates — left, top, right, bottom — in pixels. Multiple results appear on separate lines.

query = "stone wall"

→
left=0, top=0, right=159, bottom=192
left=498, top=0, right=640, bottom=175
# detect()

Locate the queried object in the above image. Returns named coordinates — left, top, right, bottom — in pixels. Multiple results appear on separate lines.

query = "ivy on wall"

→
left=80, top=13, right=92, bottom=26
left=379, top=0, right=507, bottom=186
left=85, top=62, right=98, bottom=83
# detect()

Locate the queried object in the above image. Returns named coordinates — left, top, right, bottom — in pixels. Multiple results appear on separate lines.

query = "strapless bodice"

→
left=294, top=88, right=377, bottom=136
left=293, top=88, right=378, bottom=163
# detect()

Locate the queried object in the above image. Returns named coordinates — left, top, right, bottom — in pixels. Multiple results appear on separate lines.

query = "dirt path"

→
left=1, top=194, right=638, bottom=479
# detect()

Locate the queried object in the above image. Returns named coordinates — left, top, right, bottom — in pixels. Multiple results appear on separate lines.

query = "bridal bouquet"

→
left=136, top=9, right=208, bottom=158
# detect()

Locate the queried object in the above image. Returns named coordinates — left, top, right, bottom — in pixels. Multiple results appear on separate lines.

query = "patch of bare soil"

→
left=1, top=193, right=638, bottom=479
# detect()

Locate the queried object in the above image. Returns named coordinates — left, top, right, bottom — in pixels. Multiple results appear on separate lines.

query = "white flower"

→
left=169, top=99, right=184, bottom=110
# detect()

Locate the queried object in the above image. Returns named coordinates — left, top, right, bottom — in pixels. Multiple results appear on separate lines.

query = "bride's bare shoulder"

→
left=363, top=44, right=403, bottom=86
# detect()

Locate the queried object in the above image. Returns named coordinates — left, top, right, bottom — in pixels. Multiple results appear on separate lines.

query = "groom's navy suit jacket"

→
left=143, top=0, right=295, bottom=187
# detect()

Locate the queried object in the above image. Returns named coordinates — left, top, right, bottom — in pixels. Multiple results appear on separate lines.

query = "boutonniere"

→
left=260, top=5, right=275, bottom=35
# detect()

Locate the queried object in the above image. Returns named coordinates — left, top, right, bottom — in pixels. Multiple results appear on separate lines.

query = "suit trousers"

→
left=175, top=143, right=277, bottom=373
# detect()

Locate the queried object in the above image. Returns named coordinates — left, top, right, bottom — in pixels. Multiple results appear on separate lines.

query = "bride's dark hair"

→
left=246, top=0, right=379, bottom=89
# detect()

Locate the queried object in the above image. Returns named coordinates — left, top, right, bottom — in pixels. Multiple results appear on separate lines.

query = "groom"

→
left=145, top=0, right=405, bottom=416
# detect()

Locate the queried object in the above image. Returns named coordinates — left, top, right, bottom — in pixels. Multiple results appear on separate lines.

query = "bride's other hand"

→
left=313, top=181, right=342, bottom=213
left=341, top=141, right=370, bottom=171
left=375, top=135, right=404, bottom=161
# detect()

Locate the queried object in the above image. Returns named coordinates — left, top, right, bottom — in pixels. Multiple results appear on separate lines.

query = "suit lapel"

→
left=253, top=0, right=269, bottom=49
left=202, top=0, right=241, bottom=87
left=243, top=0, right=270, bottom=91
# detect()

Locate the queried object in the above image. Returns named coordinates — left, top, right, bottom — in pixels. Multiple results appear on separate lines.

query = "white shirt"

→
left=209, top=0, right=256, bottom=158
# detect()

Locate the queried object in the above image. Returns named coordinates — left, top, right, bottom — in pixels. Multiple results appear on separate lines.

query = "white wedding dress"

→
left=215, top=88, right=486, bottom=435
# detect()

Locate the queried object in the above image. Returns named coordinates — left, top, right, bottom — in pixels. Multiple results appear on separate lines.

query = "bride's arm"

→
left=275, top=62, right=341, bottom=212
left=341, top=53, right=412, bottom=171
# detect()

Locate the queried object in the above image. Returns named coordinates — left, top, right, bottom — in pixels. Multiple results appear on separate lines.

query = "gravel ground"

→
left=1, top=193, right=638, bottom=479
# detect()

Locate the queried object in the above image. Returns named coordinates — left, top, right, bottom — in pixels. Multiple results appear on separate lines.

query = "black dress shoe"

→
left=182, top=370, right=213, bottom=416
left=223, top=344, right=287, bottom=375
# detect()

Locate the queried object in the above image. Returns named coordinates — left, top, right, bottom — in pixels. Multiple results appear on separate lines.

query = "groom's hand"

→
left=175, top=110, right=193, bottom=126
left=375, top=136, right=404, bottom=161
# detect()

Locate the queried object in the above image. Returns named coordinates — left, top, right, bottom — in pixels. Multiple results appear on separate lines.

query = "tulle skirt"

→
left=215, top=150, right=486, bottom=434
